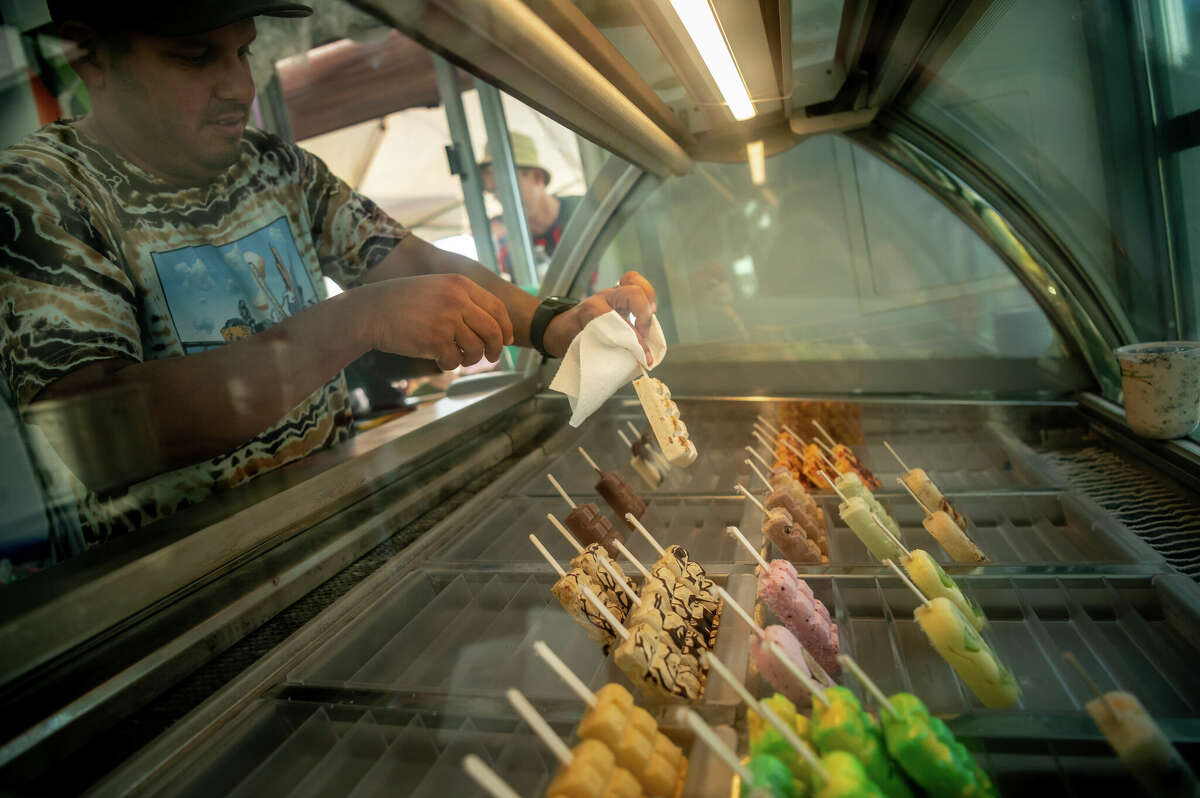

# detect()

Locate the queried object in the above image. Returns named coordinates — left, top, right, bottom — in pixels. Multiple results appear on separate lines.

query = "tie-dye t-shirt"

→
left=0, top=120, right=407, bottom=544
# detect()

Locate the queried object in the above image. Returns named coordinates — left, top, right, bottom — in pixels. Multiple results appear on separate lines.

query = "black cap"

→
left=47, top=1, right=313, bottom=36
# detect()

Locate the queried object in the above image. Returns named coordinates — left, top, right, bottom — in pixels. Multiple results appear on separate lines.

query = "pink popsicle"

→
left=750, top=624, right=814, bottom=707
left=757, top=560, right=839, bottom=673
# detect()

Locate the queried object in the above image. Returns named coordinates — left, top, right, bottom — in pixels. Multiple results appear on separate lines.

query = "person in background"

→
left=478, top=132, right=582, bottom=283
left=0, top=1, right=657, bottom=547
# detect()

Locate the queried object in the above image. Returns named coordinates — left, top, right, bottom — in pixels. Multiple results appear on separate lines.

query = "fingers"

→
left=432, top=339, right=463, bottom=372
left=455, top=314, right=492, bottom=364
left=462, top=279, right=514, bottom=346
left=606, top=284, right=655, bottom=343
left=619, top=271, right=657, bottom=312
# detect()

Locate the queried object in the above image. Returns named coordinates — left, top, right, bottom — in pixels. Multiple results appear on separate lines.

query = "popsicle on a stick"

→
left=506, top=687, right=643, bottom=798
left=887, top=561, right=1019, bottom=709
left=633, top=373, right=697, bottom=467
left=896, top=475, right=986, bottom=564
left=1064, top=652, right=1197, bottom=798
left=885, top=441, right=970, bottom=530
left=839, top=655, right=998, bottom=798
left=533, top=641, right=686, bottom=798
left=871, top=512, right=987, bottom=631
left=580, top=447, right=646, bottom=530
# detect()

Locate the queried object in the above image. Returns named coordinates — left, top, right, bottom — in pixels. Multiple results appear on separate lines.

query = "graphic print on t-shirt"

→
left=151, top=216, right=317, bottom=354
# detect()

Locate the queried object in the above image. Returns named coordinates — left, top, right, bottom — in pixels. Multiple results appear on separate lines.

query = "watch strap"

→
left=530, top=296, right=578, bottom=358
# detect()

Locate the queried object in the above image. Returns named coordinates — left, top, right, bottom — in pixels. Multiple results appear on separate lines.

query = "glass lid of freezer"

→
left=489, top=0, right=1199, bottom=402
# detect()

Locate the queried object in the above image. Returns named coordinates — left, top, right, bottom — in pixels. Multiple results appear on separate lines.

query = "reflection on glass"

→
left=594, top=134, right=1067, bottom=366
left=477, top=129, right=586, bottom=286
left=0, top=7, right=601, bottom=569
left=905, top=0, right=1179, bottom=344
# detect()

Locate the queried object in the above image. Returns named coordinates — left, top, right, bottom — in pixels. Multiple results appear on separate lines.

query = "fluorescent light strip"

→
left=747, top=140, right=765, bottom=184
left=668, top=0, right=755, bottom=121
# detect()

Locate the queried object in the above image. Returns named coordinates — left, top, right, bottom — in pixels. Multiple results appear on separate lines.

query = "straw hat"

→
left=479, top=132, right=550, bottom=184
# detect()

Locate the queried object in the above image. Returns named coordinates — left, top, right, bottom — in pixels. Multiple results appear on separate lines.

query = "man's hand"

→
left=355, top=274, right=515, bottom=370
left=542, top=271, right=659, bottom=363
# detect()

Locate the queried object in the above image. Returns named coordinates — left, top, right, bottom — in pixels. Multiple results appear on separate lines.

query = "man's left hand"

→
left=542, top=271, right=659, bottom=363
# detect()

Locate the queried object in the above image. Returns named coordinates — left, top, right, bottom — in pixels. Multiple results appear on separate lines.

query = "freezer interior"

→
left=2, top=0, right=1200, bottom=796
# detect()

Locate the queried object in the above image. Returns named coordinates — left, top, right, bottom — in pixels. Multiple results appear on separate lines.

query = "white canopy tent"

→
left=298, top=88, right=588, bottom=256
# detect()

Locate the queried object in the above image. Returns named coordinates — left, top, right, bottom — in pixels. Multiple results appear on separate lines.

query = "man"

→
left=478, top=132, right=582, bottom=282
left=0, top=1, right=657, bottom=545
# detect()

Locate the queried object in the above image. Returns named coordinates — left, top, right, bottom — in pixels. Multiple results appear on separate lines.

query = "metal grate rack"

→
left=1040, top=447, right=1200, bottom=578
left=114, top=399, right=1200, bottom=796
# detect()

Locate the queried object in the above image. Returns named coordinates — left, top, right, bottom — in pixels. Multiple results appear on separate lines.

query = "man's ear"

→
left=57, top=20, right=108, bottom=90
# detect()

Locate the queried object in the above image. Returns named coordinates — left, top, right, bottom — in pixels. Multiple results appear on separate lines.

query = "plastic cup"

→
left=1114, top=342, right=1200, bottom=439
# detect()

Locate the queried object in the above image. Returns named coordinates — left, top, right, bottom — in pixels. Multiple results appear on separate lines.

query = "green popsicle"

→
left=812, top=687, right=915, bottom=798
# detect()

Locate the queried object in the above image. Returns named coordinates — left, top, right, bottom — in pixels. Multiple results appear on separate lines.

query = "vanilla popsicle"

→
left=915, top=597, right=1019, bottom=709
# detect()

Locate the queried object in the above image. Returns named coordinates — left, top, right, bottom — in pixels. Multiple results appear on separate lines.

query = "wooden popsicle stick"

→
left=735, top=483, right=769, bottom=514
left=462, top=754, right=523, bottom=798
left=778, top=435, right=806, bottom=460
left=611, top=537, right=653, bottom=581
left=896, top=476, right=933, bottom=517
left=545, top=513, right=585, bottom=555
left=712, top=585, right=829, bottom=706
left=756, top=414, right=780, bottom=434
left=713, top=584, right=764, bottom=638
left=884, top=558, right=931, bottom=608
left=507, top=688, right=574, bottom=765
left=596, top=550, right=641, bottom=606
left=725, top=525, right=771, bottom=571
left=815, top=447, right=838, bottom=471
left=627, top=514, right=667, bottom=558
left=1063, top=651, right=1118, bottom=715
left=822, top=471, right=851, bottom=504
left=529, top=534, right=567, bottom=577
left=684, top=710, right=756, bottom=785
left=872, top=512, right=910, bottom=557
left=579, top=583, right=630, bottom=640
left=533, top=640, right=597, bottom=707
left=745, top=446, right=773, bottom=471
left=811, top=419, right=838, bottom=448
left=745, top=458, right=772, bottom=489
left=838, top=654, right=897, bottom=717
left=703, top=652, right=829, bottom=780
left=578, top=446, right=602, bottom=474
left=883, top=440, right=910, bottom=472
left=648, top=446, right=675, bottom=476
left=780, top=424, right=807, bottom=446
left=546, top=473, right=576, bottom=510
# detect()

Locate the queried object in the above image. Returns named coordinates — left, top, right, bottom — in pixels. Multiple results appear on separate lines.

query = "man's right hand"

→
left=354, top=274, right=515, bottom=371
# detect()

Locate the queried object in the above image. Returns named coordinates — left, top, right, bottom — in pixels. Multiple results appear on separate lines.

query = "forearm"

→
left=40, top=289, right=371, bottom=479
left=362, top=235, right=540, bottom=346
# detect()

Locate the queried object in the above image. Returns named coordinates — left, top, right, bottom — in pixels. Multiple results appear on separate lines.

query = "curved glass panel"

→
left=582, top=134, right=1087, bottom=396
left=904, top=0, right=1196, bottom=346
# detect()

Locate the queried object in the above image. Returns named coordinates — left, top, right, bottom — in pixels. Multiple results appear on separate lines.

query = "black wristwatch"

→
left=529, top=296, right=578, bottom=358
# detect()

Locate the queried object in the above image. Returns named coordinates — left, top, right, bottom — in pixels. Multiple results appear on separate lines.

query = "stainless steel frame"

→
left=433, top=54, right=499, bottom=275
left=475, top=79, right=538, bottom=287
left=0, top=378, right=544, bottom=780
left=360, top=0, right=693, bottom=177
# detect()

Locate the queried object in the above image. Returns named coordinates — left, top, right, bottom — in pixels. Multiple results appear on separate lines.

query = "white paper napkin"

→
left=549, top=310, right=668, bottom=427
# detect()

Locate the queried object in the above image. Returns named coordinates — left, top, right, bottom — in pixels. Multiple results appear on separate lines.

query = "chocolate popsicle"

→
left=564, top=502, right=624, bottom=559
left=596, top=472, right=647, bottom=529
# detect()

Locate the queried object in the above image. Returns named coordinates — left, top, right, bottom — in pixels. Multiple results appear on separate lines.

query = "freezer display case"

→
left=3, top=1, right=1200, bottom=796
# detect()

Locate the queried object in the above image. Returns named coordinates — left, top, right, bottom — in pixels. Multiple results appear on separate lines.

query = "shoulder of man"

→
left=1, top=120, right=86, bottom=185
